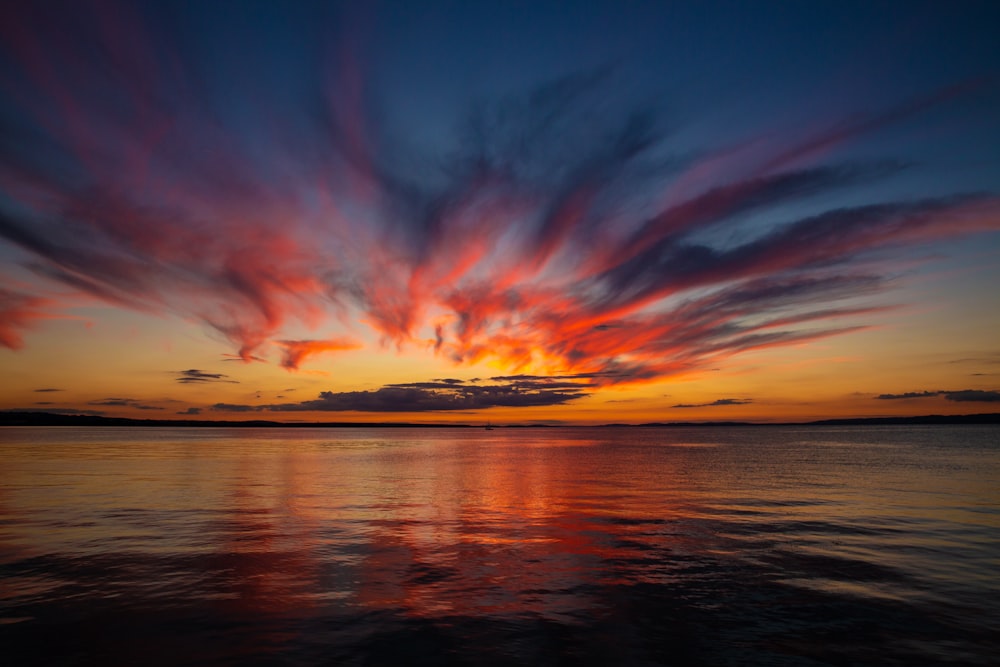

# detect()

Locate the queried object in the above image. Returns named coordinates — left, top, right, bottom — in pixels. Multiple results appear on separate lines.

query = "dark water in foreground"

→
left=1, top=425, right=998, bottom=666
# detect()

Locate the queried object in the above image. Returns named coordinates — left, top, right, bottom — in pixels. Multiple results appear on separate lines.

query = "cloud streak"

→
left=205, top=377, right=591, bottom=414
left=88, top=398, right=164, bottom=411
left=276, top=338, right=362, bottom=371
left=1, top=1, right=998, bottom=387
left=0, top=287, right=52, bottom=350
left=672, top=398, right=753, bottom=409
left=877, top=389, right=1000, bottom=403
left=175, top=369, right=237, bottom=384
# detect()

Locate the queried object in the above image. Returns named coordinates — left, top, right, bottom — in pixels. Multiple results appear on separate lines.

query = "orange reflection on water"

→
left=3, top=424, right=999, bottom=661
left=0, top=428, right=1000, bottom=664
left=324, top=431, right=692, bottom=623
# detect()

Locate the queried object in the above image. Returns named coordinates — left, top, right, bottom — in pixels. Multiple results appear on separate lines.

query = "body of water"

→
left=1, top=425, right=998, bottom=665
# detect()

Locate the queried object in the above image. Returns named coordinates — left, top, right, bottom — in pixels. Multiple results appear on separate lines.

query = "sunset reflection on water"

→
left=1, top=426, right=998, bottom=665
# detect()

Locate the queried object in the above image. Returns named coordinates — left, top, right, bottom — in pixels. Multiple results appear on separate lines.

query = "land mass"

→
left=1, top=411, right=999, bottom=427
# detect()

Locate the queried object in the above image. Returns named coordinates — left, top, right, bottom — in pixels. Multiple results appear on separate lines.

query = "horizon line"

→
left=2, top=410, right=999, bottom=428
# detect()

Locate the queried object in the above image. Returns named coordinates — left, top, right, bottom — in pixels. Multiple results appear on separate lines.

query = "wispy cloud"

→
left=0, top=288, right=53, bottom=350
left=876, top=389, right=1000, bottom=403
left=175, top=369, right=237, bottom=384
left=1, top=2, right=997, bottom=384
left=88, top=398, right=164, bottom=410
left=672, top=398, right=753, bottom=408
left=3, top=407, right=105, bottom=416
left=211, top=403, right=262, bottom=413
left=276, top=338, right=362, bottom=370
left=33, top=387, right=63, bottom=392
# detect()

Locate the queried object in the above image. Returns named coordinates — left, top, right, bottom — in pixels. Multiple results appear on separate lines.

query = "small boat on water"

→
left=485, top=422, right=494, bottom=430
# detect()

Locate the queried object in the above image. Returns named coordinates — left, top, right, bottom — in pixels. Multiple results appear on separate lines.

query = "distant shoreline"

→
left=1, top=411, right=999, bottom=428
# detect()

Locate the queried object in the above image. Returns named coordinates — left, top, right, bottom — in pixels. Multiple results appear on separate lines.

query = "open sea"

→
left=1, top=425, right=997, bottom=666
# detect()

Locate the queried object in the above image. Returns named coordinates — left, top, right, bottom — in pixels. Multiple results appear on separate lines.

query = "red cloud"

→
left=276, top=338, right=362, bottom=371
left=0, top=288, right=52, bottom=350
left=0, top=4, right=997, bottom=387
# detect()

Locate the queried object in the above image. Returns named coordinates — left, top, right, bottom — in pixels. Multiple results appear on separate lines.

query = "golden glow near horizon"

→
left=2, top=287, right=998, bottom=424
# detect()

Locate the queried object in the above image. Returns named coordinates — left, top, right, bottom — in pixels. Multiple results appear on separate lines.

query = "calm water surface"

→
left=1, top=425, right=998, bottom=665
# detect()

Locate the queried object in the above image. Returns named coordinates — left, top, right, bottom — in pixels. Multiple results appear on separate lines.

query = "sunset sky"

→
left=1, top=0, right=999, bottom=424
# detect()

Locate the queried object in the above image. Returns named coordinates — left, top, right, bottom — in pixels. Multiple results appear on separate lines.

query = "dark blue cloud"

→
left=2, top=407, right=105, bottom=416
left=945, top=390, right=1000, bottom=403
left=211, top=403, right=262, bottom=413
left=876, top=389, right=1000, bottom=403
left=269, top=378, right=588, bottom=412
left=876, top=391, right=940, bottom=400
left=176, top=369, right=237, bottom=384
left=672, top=398, right=753, bottom=409
left=88, top=398, right=164, bottom=411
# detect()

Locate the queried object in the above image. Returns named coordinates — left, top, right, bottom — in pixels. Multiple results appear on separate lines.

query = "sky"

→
left=1, top=0, right=999, bottom=424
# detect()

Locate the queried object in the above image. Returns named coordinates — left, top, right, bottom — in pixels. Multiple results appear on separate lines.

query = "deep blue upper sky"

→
left=116, top=0, right=1000, bottom=182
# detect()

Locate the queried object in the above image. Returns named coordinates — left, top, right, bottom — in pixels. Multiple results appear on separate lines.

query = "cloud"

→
left=88, top=398, right=164, bottom=410
left=0, top=288, right=53, bottom=350
left=211, top=403, right=264, bottom=413
left=268, top=377, right=589, bottom=412
left=176, top=407, right=201, bottom=415
left=876, top=389, right=1000, bottom=403
left=34, top=387, right=63, bottom=392
left=876, top=391, right=940, bottom=400
left=949, top=354, right=1000, bottom=365
left=672, top=398, right=753, bottom=408
left=276, top=337, right=362, bottom=370
left=1, top=4, right=998, bottom=385
left=942, top=390, right=1000, bottom=403
left=175, top=369, right=237, bottom=384
left=4, top=408, right=105, bottom=416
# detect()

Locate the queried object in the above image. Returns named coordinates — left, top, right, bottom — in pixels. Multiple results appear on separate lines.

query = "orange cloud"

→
left=276, top=337, right=362, bottom=371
